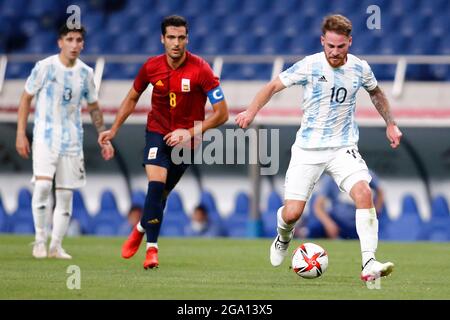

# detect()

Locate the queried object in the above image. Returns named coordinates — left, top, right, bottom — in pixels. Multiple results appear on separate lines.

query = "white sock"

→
left=32, top=180, right=53, bottom=243
left=356, top=208, right=378, bottom=267
left=146, top=242, right=158, bottom=250
left=136, top=222, right=145, bottom=233
left=277, top=206, right=296, bottom=242
left=50, top=189, right=73, bottom=249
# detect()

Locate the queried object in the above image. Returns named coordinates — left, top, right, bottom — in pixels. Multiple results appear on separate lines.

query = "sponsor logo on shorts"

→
left=148, top=147, right=158, bottom=160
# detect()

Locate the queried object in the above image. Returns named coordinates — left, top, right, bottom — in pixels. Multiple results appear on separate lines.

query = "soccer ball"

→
left=291, top=242, right=328, bottom=279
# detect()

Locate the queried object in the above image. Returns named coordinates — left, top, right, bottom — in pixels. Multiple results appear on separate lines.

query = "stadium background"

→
left=0, top=0, right=449, bottom=241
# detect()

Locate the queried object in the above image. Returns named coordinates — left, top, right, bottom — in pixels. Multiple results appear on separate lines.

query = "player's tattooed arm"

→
left=368, top=86, right=396, bottom=125
left=87, top=102, right=107, bottom=133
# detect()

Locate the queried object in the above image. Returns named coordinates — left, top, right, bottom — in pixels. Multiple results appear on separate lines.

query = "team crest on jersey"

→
left=182, top=78, right=190, bottom=92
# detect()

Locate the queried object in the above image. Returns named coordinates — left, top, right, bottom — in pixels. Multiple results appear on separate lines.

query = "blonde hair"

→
left=321, top=14, right=352, bottom=36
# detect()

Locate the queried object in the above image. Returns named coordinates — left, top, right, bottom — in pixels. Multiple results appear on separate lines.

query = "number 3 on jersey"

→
left=169, top=92, right=177, bottom=108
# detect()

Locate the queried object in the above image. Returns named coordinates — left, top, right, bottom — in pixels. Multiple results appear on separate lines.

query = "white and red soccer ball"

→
left=291, top=243, right=328, bottom=279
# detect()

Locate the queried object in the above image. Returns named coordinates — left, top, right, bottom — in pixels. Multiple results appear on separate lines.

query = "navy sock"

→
left=141, top=181, right=165, bottom=243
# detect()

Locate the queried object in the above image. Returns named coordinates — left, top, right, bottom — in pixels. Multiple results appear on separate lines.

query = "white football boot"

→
left=48, top=246, right=72, bottom=260
left=361, top=258, right=394, bottom=281
left=270, top=233, right=293, bottom=267
left=32, top=241, right=47, bottom=259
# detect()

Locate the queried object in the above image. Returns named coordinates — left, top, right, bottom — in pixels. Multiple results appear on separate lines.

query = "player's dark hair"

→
left=58, top=24, right=86, bottom=39
left=194, top=205, right=208, bottom=215
left=161, top=15, right=188, bottom=35
left=322, top=14, right=352, bottom=36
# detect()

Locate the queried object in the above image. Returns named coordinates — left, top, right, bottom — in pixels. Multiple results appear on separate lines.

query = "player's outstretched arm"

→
left=87, top=101, right=114, bottom=161
left=98, top=88, right=141, bottom=147
left=16, top=91, right=34, bottom=159
left=235, top=77, right=286, bottom=129
left=368, top=86, right=403, bottom=149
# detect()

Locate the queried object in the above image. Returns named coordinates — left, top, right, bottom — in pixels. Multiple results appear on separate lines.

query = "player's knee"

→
left=283, top=202, right=304, bottom=224
left=32, top=180, right=53, bottom=208
left=350, top=182, right=373, bottom=206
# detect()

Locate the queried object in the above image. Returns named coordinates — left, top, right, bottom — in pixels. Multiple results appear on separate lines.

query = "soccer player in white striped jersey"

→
left=16, top=25, right=114, bottom=259
left=236, top=15, right=402, bottom=282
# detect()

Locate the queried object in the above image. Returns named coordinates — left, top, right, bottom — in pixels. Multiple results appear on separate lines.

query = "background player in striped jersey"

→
left=99, top=15, right=229, bottom=269
left=16, top=25, right=114, bottom=259
left=236, top=14, right=402, bottom=282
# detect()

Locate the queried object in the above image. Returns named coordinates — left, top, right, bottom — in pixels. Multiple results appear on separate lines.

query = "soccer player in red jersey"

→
left=98, top=15, right=229, bottom=269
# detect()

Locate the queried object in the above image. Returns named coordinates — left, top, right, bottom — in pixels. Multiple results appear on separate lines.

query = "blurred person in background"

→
left=306, top=169, right=385, bottom=239
left=185, top=205, right=224, bottom=237
left=118, top=205, right=143, bottom=236
left=15, top=24, right=114, bottom=259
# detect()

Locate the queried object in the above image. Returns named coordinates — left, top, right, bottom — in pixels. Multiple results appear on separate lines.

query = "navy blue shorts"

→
left=143, top=130, right=192, bottom=191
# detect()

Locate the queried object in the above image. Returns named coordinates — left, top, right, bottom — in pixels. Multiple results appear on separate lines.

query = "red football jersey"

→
left=133, top=51, right=220, bottom=135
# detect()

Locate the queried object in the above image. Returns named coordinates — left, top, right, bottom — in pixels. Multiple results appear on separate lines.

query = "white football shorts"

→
left=32, top=142, right=86, bottom=189
left=284, top=144, right=371, bottom=201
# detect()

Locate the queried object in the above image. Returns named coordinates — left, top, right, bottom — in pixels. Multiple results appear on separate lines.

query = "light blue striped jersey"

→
left=279, top=52, right=377, bottom=149
left=25, top=55, right=97, bottom=156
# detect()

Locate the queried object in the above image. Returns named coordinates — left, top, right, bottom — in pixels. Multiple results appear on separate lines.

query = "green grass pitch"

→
left=0, top=235, right=449, bottom=300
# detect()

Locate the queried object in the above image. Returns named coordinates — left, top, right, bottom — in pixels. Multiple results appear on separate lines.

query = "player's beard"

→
left=327, top=55, right=346, bottom=68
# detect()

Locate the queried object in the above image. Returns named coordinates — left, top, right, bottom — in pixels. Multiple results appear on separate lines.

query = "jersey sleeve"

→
left=279, top=58, right=308, bottom=88
left=24, top=61, right=46, bottom=95
left=133, top=62, right=150, bottom=93
left=361, top=60, right=378, bottom=91
left=199, top=61, right=220, bottom=94
left=84, top=68, right=98, bottom=104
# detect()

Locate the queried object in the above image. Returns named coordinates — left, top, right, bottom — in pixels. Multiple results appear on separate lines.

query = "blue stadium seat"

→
left=107, top=12, right=135, bottom=36
left=91, top=190, right=125, bottom=236
left=10, top=188, right=34, bottom=234
left=0, top=195, right=9, bottom=233
left=199, top=190, right=224, bottom=227
left=140, top=32, right=164, bottom=56
left=72, top=190, right=93, bottom=234
left=156, top=0, right=184, bottom=16
left=83, top=12, right=106, bottom=35
left=419, top=0, right=450, bottom=16
left=222, top=15, right=251, bottom=37
left=1, top=0, right=27, bottom=18
left=84, top=33, right=114, bottom=54
left=113, top=34, right=143, bottom=54
left=131, top=190, right=146, bottom=208
left=423, top=196, right=450, bottom=241
left=132, top=13, right=162, bottom=37
left=262, top=191, right=283, bottom=237
left=371, top=64, right=396, bottom=81
left=199, top=34, right=229, bottom=55
left=260, top=35, right=289, bottom=55
left=184, top=0, right=212, bottom=16
left=272, top=0, right=301, bottom=16
left=251, top=13, right=279, bottom=37
left=212, top=0, right=240, bottom=16
left=28, top=0, right=64, bottom=17
left=225, top=192, right=250, bottom=238
left=160, top=190, right=189, bottom=237
left=221, top=63, right=272, bottom=81
left=5, top=62, right=33, bottom=79
left=383, top=194, right=424, bottom=241
left=429, top=65, right=449, bottom=81
left=240, top=0, right=272, bottom=15
left=25, top=33, right=58, bottom=54
left=191, top=15, right=219, bottom=38
left=377, top=204, right=392, bottom=240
